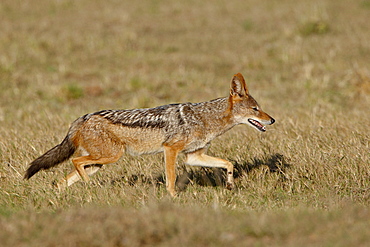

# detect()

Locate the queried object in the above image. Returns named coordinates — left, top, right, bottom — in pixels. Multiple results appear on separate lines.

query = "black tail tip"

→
left=24, top=172, right=32, bottom=180
left=24, top=168, right=37, bottom=180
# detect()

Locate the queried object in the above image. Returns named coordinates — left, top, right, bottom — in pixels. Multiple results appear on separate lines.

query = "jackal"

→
left=24, top=73, right=275, bottom=196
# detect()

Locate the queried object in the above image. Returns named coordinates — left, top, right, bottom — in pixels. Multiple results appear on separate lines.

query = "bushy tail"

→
left=24, top=135, right=76, bottom=180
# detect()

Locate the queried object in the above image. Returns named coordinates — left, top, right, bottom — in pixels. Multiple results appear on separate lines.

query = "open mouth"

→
left=248, top=119, right=266, bottom=132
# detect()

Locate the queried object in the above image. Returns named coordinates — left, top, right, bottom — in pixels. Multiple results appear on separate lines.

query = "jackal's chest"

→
left=181, top=131, right=221, bottom=153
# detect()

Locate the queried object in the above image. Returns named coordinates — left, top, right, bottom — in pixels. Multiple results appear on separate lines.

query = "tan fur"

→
left=25, top=73, right=275, bottom=196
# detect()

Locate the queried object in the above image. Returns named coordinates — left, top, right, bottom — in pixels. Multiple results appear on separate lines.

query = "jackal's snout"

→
left=247, top=113, right=275, bottom=132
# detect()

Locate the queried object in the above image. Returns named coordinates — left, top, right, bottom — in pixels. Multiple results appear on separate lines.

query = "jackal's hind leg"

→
left=57, top=165, right=103, bottom=191
left=57, top=150, right=123, bottom=191
left=71, top=154, right=122, bottom=181
left=185, top=149, right=234, bottom=190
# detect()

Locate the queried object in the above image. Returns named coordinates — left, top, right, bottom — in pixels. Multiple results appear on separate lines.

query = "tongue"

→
left=252, top=119, right=262, bottom=128
left=249, top=119, right=266, bottom=131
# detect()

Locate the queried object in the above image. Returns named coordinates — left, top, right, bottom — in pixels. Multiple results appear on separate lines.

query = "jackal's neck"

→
left=194, top=97, right=236, bottom=128
left=195, top=97, right=229, bottom=114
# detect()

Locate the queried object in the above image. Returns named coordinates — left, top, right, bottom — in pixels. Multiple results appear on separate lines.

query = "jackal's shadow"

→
left=175, top=153, right=290, bottom=191
left=112, top=153, right=290, bottom=191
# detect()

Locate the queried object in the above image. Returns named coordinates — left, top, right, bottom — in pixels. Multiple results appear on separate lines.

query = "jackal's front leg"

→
left=163, top=143, right=184, bottom=197
left=185, top=148, right=234, bottom=190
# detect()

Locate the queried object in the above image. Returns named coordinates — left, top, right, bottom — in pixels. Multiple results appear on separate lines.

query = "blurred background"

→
left=1, top=0, right=369, bottom=119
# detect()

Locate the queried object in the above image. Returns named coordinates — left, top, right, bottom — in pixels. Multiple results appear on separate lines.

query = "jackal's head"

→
left=228, top=73, right=275, bottom=132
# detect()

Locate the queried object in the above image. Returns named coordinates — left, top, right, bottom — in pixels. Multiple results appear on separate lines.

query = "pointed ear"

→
left=230, top=73, right=249, bottom=98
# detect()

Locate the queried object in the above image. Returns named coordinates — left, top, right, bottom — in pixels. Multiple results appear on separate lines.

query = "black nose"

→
left=270, top=118, right=275, bottom=124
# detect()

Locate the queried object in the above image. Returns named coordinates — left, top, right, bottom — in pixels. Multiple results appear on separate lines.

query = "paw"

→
left=166, top=186, right=178, bottom=197
left=226, top=181, right=234, bottom=190
left=170, top=192, right=178, bottom=198
left=169, top=189, right=178, bottom=197
left=56, top=178, right=67, bottom=192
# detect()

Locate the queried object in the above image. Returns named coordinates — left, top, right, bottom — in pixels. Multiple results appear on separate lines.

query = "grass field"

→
left=1, top=0, right=369, bottom=246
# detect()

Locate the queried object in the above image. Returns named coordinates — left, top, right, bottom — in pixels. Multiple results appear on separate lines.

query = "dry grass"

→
left=0, top=0, right=369, bottom=246
left=1, top=203, right=369, bottom=247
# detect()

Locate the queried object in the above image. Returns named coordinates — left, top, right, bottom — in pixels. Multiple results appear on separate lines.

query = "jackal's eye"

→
left=252, top=107, right=258, bottom=111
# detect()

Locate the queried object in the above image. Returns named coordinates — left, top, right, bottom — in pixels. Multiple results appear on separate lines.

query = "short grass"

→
left=1, top=0, right=369, bottom=246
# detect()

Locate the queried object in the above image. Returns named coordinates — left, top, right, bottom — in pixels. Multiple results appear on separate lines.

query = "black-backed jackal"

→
left=24, top=73, right=275, bottom=196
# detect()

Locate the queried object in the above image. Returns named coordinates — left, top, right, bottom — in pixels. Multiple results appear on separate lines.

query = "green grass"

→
left=0, top=0, right=369, bottom=246
left=299, top=20, right=330, bottom=36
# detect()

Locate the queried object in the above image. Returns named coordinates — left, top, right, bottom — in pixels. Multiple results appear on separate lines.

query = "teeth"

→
left=248, top=119, right=266, bottom=132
